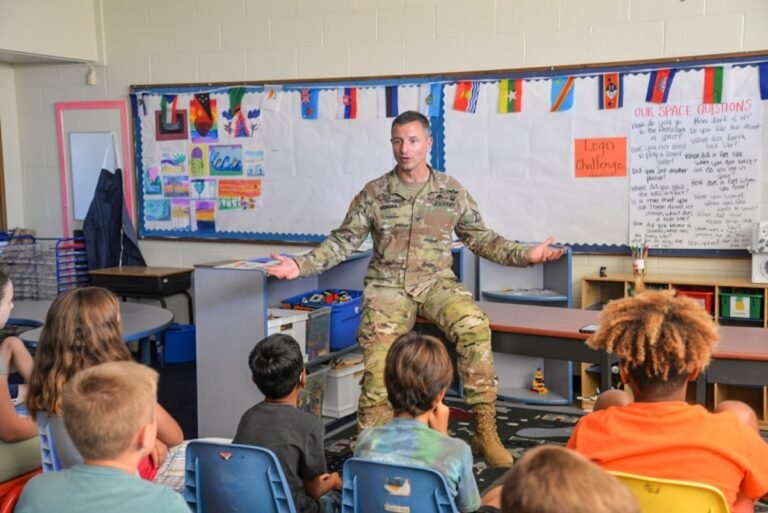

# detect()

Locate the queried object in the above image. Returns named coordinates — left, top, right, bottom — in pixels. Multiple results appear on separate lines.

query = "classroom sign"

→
left=629, top=99, right=762, bottom=249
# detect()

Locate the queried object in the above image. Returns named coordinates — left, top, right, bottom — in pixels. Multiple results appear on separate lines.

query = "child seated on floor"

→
left=16, top=361, right=189, bottom=513
left=567, top=289, right=768, bottom=513
left=233, top=333, right=342, bottom=513
left=354, top=331, right=499, bottom=513
left=497, top=445, right=639, bottom=513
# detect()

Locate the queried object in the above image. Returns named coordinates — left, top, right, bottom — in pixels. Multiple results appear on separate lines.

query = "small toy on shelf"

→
left=530, top=367, right=549, bottom=394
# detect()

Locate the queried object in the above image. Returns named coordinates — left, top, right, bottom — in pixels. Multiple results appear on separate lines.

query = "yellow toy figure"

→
left=531, top=368, right=549, bottom=394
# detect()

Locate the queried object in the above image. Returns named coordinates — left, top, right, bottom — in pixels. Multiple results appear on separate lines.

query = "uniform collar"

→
left=386, top=166, right=447, bottom=197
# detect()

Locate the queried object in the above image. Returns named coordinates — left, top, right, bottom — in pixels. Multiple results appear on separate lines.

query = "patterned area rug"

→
left=324, top=398, right=583, bottom=493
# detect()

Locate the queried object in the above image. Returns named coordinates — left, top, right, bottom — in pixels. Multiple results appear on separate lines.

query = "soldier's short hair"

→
left=392, top=111, right=431, bottom=136
left=248, top=333, right=304, bottom=400
left=384, top=332, right=453, bottom=417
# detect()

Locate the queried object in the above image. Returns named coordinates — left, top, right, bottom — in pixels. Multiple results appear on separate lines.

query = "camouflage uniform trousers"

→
left=356, top=277, right=497, bottom=430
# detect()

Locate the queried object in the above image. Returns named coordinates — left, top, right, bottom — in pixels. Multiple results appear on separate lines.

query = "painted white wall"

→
left=0, top=0, right=100, bottom=62
left=6, top=0, right=767, bottom=298
left=0, top=64, right=24, bottom=227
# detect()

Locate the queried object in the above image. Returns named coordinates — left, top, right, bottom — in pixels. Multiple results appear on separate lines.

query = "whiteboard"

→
left=69, top=132, right=116, bottom=220
left=444, top=65, right=767, bottom=248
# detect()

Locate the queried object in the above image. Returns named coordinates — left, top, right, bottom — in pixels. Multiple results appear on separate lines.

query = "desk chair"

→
left=35, top=414, right=62, bottom=473
left=184, top=440, right=297, bottom=513
left=608, top=470, right=730, bottom=513
left=342, top=457, right=459, bottom=513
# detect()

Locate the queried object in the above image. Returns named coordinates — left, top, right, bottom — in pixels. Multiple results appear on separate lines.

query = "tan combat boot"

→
left=471, top=403, right=513, bottom=467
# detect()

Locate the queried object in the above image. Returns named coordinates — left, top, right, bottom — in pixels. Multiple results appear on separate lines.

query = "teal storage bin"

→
left=164, top=323, right=196, bottom=363
left=281, top=289, right=362, bottom=351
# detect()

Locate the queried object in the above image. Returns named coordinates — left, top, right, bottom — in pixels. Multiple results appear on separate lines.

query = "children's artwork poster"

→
left=144, top=164, right=161, bottom=195
left=161, top=152, right=186, bottom=174
left=155, top=109, right=189, bottom=141
left=190, top=178, right=217, bottom=199
left=193, top=200, right=216, bottom=231
left=218, top=179, right=262, bottom=210
left=189, top=144, right=209, bottom=177
left=190, top=95, right=218, bottom=142
left=209, top=144, right=243, bottom=176
left=145, top=199, right=171, bottom=221
left=162, top=175, right=190, bottom=197
left=171, top=199, right=191, bottom=229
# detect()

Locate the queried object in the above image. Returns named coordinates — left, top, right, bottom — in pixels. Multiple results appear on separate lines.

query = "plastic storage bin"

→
left=267, top=308, right=309, bottom=361
left=298, top=365, right=329, bottom=418
left=281, top=289, right=363, bottom=351
left=163, top=323, right=196, bottom=363
left=323, top=361, right=365, bottom=418
left=676, top=290, right=714, bottom=314
left=720, top=291, right=763, bottom=320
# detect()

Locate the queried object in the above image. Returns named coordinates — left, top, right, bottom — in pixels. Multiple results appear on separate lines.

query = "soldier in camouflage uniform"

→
left=267, top=111, right=564, bottom=467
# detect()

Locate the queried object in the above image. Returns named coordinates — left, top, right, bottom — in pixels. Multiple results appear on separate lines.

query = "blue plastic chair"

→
left=184, top=440, right=297, bottom=513
left=342, top=457, right=459, bottom=513
left=35, top=413, right=61, bottom=473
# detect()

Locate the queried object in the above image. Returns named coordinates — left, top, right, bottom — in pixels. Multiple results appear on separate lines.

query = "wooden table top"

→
left=88, top=266, right=194, bottom=277
left=475, top=302, right=768, bottom=362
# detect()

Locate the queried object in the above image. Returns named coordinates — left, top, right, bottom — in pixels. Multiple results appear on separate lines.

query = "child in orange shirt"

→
left=567, top=290, right=768, bottom=513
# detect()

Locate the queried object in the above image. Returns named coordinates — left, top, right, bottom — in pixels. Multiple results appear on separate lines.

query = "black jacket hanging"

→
left=83, top=168, right=146, bottom=270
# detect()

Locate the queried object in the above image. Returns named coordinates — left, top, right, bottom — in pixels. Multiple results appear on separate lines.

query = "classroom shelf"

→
left=581, top=273, right=768, bottom=413
left=194, top=251, right=371, bottom=438
left=479, top=248, right=573, bottom=405
left=479, top=246, right=572, bottom=308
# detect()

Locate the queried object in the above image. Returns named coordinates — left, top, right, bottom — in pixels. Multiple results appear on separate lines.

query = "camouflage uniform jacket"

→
left=294, top=167, right=531, bottom=302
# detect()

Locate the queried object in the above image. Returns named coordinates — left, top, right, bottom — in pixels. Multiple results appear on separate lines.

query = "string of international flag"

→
left=152, top=62, right=768, bottom=123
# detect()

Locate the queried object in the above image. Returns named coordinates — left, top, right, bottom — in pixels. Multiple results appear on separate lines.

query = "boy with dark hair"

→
left=355, top=331, right=498, bottom=513
left=567, top=290, right=768, bottom=513
left=16, top=361, right=188, bottom=513
left=234, top=333, right=341, bottom=513
left=499, top=445, right=639, bottom=513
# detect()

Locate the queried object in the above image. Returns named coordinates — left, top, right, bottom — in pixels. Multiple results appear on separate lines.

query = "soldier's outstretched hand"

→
left=266, top=253, right=300, bottom=280
left=528, top=237, right=565, bottom=264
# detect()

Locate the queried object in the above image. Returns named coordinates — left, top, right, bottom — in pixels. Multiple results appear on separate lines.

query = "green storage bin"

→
left=720, top=291, right=763, bottom=320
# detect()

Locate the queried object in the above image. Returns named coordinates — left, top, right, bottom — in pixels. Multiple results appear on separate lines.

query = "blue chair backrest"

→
left=184, top=440, right=297, bottom=513
left=342, top=457, right=459, bottom=513
left=35, top=413, right=61, bottom=473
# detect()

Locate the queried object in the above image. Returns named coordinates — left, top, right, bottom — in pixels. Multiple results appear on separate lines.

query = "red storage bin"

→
left=677, top=290, right=714, bottom=314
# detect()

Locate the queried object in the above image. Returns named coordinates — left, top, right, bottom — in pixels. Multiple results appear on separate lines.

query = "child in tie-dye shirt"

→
left=354, top=332, right=482, bottom=513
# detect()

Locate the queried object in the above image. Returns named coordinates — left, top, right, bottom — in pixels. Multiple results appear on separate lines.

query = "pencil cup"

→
left=632, top=259, right=646, bottom=276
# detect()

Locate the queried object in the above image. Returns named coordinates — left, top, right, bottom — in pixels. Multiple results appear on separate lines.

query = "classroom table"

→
left=699, top=325, right=768, bottom=404
left=11, top=300, right=174, bottom=363
left=429, top=303, right=768, bottom=409
left=477, top=302, right=611, bottom=392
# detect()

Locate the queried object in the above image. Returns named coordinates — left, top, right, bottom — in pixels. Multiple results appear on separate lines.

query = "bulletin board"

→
left=129, top=53, right=768, bottom=250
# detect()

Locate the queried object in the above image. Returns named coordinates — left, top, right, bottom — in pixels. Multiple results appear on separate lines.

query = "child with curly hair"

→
left=567, top=289, right=768, bottom=513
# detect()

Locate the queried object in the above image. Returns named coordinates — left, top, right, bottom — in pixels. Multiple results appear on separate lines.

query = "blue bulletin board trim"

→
left=130, top=52, right=768, bottom=251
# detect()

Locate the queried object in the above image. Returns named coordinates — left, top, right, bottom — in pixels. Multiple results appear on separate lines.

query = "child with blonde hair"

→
left=17, top=361, right=188, bottom=513
left=500, top=445, right=639, bottom=513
